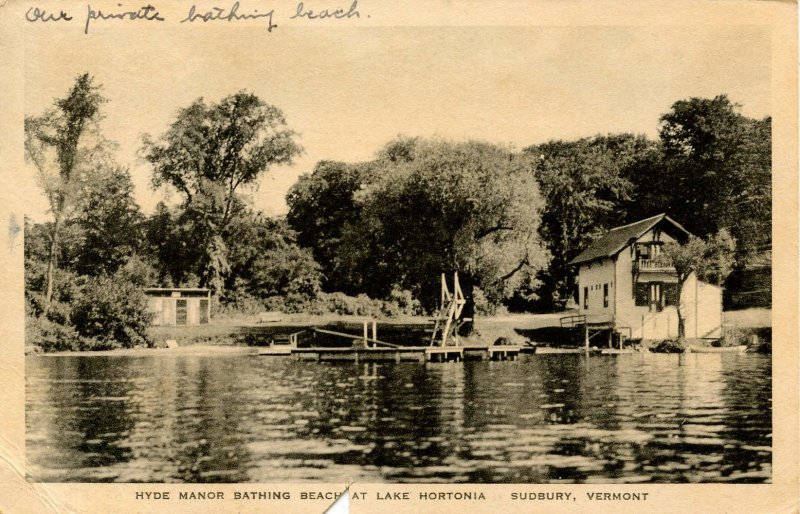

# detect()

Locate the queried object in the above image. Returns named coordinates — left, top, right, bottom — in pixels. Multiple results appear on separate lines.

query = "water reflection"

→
left=26, top=353, right=771, bottom=483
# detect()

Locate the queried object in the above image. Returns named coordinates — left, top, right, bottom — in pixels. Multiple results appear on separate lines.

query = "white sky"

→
left=23, top=25, right=770, bottom=221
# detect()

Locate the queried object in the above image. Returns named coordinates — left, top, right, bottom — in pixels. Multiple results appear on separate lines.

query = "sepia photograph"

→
left=2, top=1, right=797, bottom=512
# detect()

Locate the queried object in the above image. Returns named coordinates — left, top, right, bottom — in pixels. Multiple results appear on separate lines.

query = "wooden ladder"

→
left=429, top=272, right=466, bottom=347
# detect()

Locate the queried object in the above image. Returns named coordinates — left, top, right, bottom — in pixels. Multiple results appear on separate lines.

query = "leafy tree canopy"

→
left=337, top=137, right=549, bottom=317
left=524, top=134, right=654, bottom=307
left=657, top=95, right=771, bottom=257
left=142, top=92, right=302, bottom=292
left=70, top=166, right=145, bottom=276
left=286, top=160, right=371, bottom=292
left=663, top=229, right=737, bottom=287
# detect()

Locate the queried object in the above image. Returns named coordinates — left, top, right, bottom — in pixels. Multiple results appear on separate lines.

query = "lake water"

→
left=26, top=353, right=771, bottom=483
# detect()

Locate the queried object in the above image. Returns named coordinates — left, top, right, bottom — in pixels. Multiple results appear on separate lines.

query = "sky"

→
left=23, top=24, right=771, bottom=221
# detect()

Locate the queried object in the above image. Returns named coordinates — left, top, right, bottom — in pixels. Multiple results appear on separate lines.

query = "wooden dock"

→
left=257, top=345, right=522, bottom=362
left=426, top=347, right=464, bottom=362
left=254, top=316, right=522, bottom=363
left=292, top=347, right=428, bottom=362
left=257, top=330, right=303, bottom=356
left=463, top=346, right=521, bottom=361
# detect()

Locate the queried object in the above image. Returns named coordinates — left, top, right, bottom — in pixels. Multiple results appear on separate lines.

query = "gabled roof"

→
left=568, top=214, right=691, bottom=266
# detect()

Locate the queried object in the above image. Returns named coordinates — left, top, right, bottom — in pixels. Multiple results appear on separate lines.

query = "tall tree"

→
left=338, top=137, right=548, bottom=327
left=142, top=92, right=302, bottom=293
left=24, top=73, right=106, bottom=308
left=662, top=229, right=735, bottom=339
left=657, top=95, right=771, bottom=256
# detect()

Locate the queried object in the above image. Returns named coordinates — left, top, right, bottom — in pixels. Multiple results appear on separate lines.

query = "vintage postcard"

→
left=0, top=0, right=797, bottom=512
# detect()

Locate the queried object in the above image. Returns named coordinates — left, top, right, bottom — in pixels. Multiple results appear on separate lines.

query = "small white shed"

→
left=144, top=288, right=211, bottom=326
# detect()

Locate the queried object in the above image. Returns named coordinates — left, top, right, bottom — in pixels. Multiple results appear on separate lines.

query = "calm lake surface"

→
left=26, top=353, right=771, bottom=483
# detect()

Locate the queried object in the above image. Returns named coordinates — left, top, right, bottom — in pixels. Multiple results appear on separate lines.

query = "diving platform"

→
left=258, top=273, right=522, bottom=363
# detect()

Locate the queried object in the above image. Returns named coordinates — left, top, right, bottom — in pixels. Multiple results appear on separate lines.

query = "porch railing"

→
left=635, top=258, right=673, bottom=271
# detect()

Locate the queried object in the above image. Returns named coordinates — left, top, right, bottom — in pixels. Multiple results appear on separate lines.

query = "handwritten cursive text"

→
left=181, top=2, right=277, bottom=31
left=291, top=0, right=360, bottom=20
left=26, top=6, right=73, bottom=22
left=85, top=4, right=165, bottom=34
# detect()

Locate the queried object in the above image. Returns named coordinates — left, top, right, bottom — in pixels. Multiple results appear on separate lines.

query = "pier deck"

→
left=292, top=347, right=428, bottom=362
left=463, top=346, right=521, bottom=361
left=258, top=345, right=523, bottom=362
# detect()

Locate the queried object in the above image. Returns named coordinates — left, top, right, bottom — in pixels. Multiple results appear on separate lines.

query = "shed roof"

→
left=568, top=214, right=691, bottom=266
left=144, top=287, right=210, bottom=294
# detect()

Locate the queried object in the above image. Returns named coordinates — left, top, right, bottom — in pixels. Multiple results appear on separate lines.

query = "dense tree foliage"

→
left=518, top=97, right=770, bottom=310
left=26, top=217, right=155, bottom=351
left=142, top=92, right=303, bottom=293
left=70, top=272, right=154, bottom=350
left=652, top=95, right=771, bottom=258
left=141, top=201, right=206, bottom=287
left=524, top=134, right=654, bottom=308
left=322, top=138, right=548, bottom=326
left=224, top=212, right=322, bottom=304
left=71, top=167, right=145, bottom=276
left=286, top=161, right=370, bottom=292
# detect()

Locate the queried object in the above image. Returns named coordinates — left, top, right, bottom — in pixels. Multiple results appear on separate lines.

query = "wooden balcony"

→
left=635, top=258, right=674, bottom=272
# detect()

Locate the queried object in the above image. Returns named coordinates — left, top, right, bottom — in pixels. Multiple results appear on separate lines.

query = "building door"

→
left=176, top=299, right=188, bottom=325
left=199, top=299, right=209, bottom=324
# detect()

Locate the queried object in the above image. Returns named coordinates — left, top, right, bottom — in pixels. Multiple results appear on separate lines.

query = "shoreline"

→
left=31, top=344, right=260, bottom=357
left=26, top=309, right=771, bottom=357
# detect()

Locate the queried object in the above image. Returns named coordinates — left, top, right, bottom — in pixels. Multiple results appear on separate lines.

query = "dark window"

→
left=603, top=283, right=609, bottom=308
left=663, top=283, right=679, bottom=306
left=176, top=299, right=188, bottom=325
left=583, top=287, right=589, bottom=309
left=199, top=299, right=209, bottom=324
left=636, top=282, right=670, bottom=310
left=635, top=283, right=648, bottom=306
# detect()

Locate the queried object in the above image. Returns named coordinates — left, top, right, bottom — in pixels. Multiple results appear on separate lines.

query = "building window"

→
left=583, top=286, right=589, bottom=309
left=635, top=283, right=648, bottom=306
left=603, top=283, right=609, bottom=308
left=635, top=282, right=672, bottom=311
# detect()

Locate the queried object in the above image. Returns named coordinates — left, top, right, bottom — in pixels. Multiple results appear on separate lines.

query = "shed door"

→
left=199, top=299, right=209, bottom=324
left=176, top=299, right=188, bottom=325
